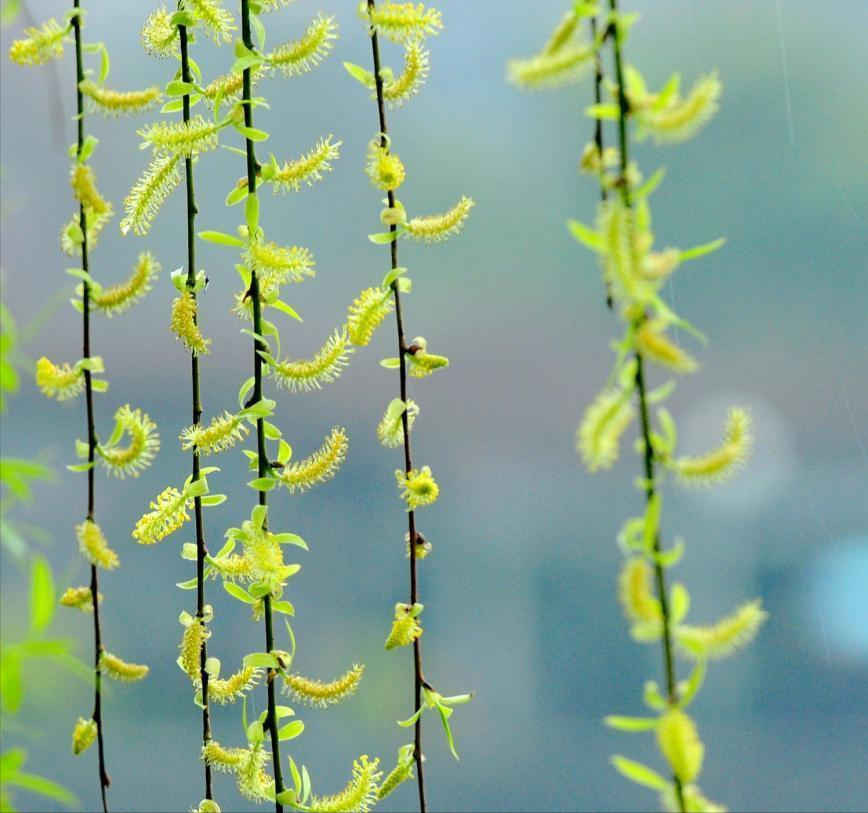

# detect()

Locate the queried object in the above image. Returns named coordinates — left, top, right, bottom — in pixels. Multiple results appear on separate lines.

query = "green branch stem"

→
left=608, top=2, right=685, bottom=810
left=72, top=2, right=109, bottom=810
left=239, top=1, right=284, bottom=809
left=178, top=19, right=214, bottom=803
left=366, top=3, right=428, bottom=811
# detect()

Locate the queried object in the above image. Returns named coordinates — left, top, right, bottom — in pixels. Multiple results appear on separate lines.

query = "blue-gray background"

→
left=1, top=1, right=866, bottom=811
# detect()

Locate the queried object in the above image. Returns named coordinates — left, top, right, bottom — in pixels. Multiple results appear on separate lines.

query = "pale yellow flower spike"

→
left=598, top=199, right=653, bottom=306
left=346, top=287, right=394, bottom=347
left=577, top=388, right=636, bottom=471
left=36, top=357, right=84, bottom=401
left=141, top=6, right=179, bottom=58
left=362, top=1, right=443, bottom=44
left=383, top=41, right=430, bottom=107
left=62, top=209, right=113, bottom=255
left=676, top=599, right=768, bottom=661
left=385, top=603, right=423, bottom=650
left=77, top=520, right=119, bottom=570
left=209, top=666, right=261, bottom=704
left=309, top=756, right=382, bottom=813
left=202, top=68, right=261, bottom=110
left=618, top=557, right=661, bottom=625
left=405, top=196, right=475, bottom=244
left=70, top=164, right=110, bottom=216
left=407, top=350, right=449, bottom=379
left=268, top=330, right=353, bottom=392
left=246, top=241, right=315, bottom=285
left=638, top=73, right=723, bottom=145
left=276, top=426, right=348, bottom=494
left=60, top=586, right=98, bottom=612
left=268, top=13, right=338, bottom=77
left=79, top=80, right=163, bottom=118
left=673, top=407, right=752, bottom=487
left=139, top=116, right=222, bottom=157
left=181, top=0, right=236, bottom=43
left=97, top=405, right=160, bottom=478
left=635, top=321, right=699, bottom=374
left=366, top=140, right=405, bottom=192
left=133, top=486, right=191, bottom=545
left=235, top=745, right=273, bottom=802
left=93, top=251, right=160, bottom=317
left=9, top=19, right=67, bottom=66
left=377, top=399, right=419, bottom=448
left=283, top=664, right=365, bottom=708
left=202, top=741, right=248, bottom=773
left=100, top=651, right=149, bottom=682
left=121, top=153, right=183, bottom=236
left=180, top=411, right=248, bottom=455
left=179, top=619, right=209, bottom=683
left=657, top=709, right=705, bottom=785
left=269, top=136, right=341, bottom=194
left=171, top=292, right=212, bottom=355
left=377, top=745, right=415, bottom=800
left=395, top=466, right=439, bottom=509
left=72, top=717, right=98, bottom=756
left=507, top=43, right=595, bottom=91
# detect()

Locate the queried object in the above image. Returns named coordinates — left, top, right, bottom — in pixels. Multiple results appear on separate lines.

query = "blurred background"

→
left=1, top=0, right=866, bottom=810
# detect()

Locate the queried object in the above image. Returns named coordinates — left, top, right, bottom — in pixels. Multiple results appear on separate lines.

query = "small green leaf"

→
left=610, top=756, right=670, bottom=791
left=343, top=61, right=374, bottom=87
left=223, top=582, right=255, bottom=604
left=380, top=357, right=401, bottom=369
left=679, top=237, right=726, bottom=263
left=243, top=652, right=279, bottom=669
left=368, top=230, right=399, bottom=244
left=604, top=715, right=660, bottom=732
left=199, top=230, right=245, bottom=247
left=29, top=556, right=55, bottom=634
left=568, top=219, right=601, bottom=252
left=278, top=720, right=304, bottom=741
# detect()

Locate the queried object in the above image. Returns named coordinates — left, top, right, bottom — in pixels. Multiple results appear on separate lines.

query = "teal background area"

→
left=1, top=1, right=867, bottom=811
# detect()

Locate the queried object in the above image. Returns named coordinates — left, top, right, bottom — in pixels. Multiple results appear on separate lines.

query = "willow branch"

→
left=239, top=2, right=284, bottom=809
left=365, top=3, right=427, bottom=811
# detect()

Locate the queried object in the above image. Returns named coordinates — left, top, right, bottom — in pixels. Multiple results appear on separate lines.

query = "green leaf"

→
left=585, top=103, right=620, bottom=120
left=199, top=230, right=245, bottom=248
left=278, top=720, right=304, bottom=741
left=567, top=219, right=601, bottom=252
left=176, top=576, right=199, bottom=590
left=670, top=582, right=690, bottom=625
left=634, top=166, right=667, bottom=200
left=234, top=124, right=269, bottom=142
left=397, top=707, right=424, bottom=728
left=271, top=600, right=295, bottom=616
left=271, top=300, right=302, bottom=322
left=435, top=701, right=460, bottom=760
left=166, top=80, right=196, bottom=96
left=380, top=357, right=401, bottom=369
left=368, top=230, right=399, bottom=244
left=243, top=652, right=279, bottom=669
left=679, top=238, right=726, bottom=263
left=223, top=582, right=255, bottom=604
left=678, top=659, right=707, bottom=709
left=200, top=494, right=227, bottom=507
left=610, top=756, right=670, bottom=791
left=343, top=61, right=374, bottom=87
left=245, top=193, right=260, bottom=235
left=29, top=556, right=54, bottom=634
left=3, top=771, right=77, bottom=806
left=604, top=715, right=660, bottom=732
left=226, top=185, right=248, bottom=206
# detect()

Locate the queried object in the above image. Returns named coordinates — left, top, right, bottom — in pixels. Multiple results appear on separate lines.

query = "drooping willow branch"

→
left=346, top=4, right=475, bottom=810
left=509, top=3, right=767, bottom=812
left=10, top=5, right=163, bottom=810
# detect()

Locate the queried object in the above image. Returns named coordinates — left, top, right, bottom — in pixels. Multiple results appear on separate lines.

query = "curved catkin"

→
left=179, top=620, right=209, bottom=683
left=268, top=330, right=353, bottom=392
left=377, top=399, right=419, bottom=448
left=377, top=745, right=415, bottom=800
left=598, top=199, right=651, bottom=305
left=141, top=7, right=178, bottom=58
left=618, top=557, right=661, bottom=625
left=170, top=292, right=211, bottom=355
left=121, top=153, right=182, bottom=236
left=276, top=427, right=348, bottom=494
left=35, top=357, right=84, bottom=401
left=76, top=520, right=119, bottom=570
left=635, top=321, right=698, bottom=374
left=405, top=196, right=475, bottom=243
left=578, top=388, right=636, bottom=471
left=209, top=666, right=261, bottom=704
left=268, top=13, right=337, bottom=77
left=246, top=241, right=315, bottom=285
left=70, top=164, right=110, bottom=216
left=639, top=73, right=722, bottom=145
left=93, top=252, right=160, bottom=317
left=406, top=350, right=448, bottom=378
left=138, top=116, right=221, bottom=157
left=383, top=41, right=429, bottom=107
left=100, top=651, right=149, bottom=682
left=209, top=553, right=253, bottom=583
left=676, top=600, right=768, bottom=660
left=72, top=717, right=98, bottom=755
left=133, top=486, right=191, bottom=545
left=235, top=744, right=273, bottom=802
left=62, top=208, right=113, bottom=255
left=385, top=604, right=422, bottom=650
left=283, top=664, right=365, bottom=708
left=202, top=741, right=248, bottom=773
left=507, top=42, right=595, bottom=90
left=97, top=405, right=160, bottom=478
left=79, top=80, right=163, bottom=117
left=181, top=0, right=235, bottom=43
left=657, top=709, right=704, bottom=785
left=180, top=411, right=248, bottom=455
left=269, top=136, right=341, bottom=193
left=365, top=140, right=405, bottom=191
left=673, top=407, right=752, bottom=487
left=202, top=68, right=260, bottom=109
left=395, top=466, right=438, bottom=510
left=543, top=9, right=580, bottom=55
left=9, top=19, right=68, bottom=66
left=363, top=2, right=443, bottom=43
left=346, top=287, right=394, bottom=346
left=309, top=756, right=381, bottom=813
